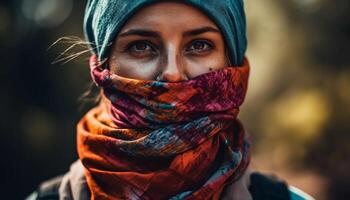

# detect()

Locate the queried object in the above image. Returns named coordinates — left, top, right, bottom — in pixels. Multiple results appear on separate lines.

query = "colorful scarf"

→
left=77, top=55, right=251, bottom=200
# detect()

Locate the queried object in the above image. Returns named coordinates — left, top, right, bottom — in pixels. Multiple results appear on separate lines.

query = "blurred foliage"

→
left=243, top=0, right=350, bottom=199
left=0, top=0, right=349, bottom=199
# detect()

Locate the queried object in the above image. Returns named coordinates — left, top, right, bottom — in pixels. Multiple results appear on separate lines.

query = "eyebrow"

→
left=119, top=29, right=160, bottom=38
left=118, top=26, right=220, bottom=38
left=183, top=26, right=220, bottom=36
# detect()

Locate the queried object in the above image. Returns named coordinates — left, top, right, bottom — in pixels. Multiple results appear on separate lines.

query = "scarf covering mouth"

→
left=77, top=55, right=251, bottom=199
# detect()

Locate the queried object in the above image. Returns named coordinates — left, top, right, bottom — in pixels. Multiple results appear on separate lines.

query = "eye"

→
left=186, top=40, right=214, bottom=54
left=126, top=41, right=157, bottom=57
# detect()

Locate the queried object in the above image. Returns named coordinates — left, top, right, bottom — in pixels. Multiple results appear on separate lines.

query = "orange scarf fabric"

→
left=76, top=55, right=251, bottom=200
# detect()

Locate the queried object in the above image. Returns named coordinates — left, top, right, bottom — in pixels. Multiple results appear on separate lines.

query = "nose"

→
left=156, top=46, right=188, bottom=82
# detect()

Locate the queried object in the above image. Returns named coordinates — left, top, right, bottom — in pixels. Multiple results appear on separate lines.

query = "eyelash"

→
left=124, top=39, right=215, bottom=56
left=185, top=40, right=215, bottom=54
left=124, top=40, right=157, bottom=53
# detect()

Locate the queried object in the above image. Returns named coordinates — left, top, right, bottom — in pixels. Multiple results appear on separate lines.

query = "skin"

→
left=108, top=1, right=230, bottom=82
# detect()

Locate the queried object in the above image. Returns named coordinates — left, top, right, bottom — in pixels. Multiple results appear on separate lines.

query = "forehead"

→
left=120, top=2, right=218, bottom=31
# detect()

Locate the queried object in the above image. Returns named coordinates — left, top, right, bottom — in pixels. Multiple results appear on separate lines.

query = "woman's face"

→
left=108, top=2, right=229, bottom=82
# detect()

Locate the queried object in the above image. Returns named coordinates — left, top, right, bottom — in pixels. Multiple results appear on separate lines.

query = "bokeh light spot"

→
left=21, top=0, right=73, bottom=28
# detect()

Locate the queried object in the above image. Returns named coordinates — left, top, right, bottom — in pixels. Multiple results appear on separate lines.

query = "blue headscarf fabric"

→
left=84, top=0, right=247, bottom=66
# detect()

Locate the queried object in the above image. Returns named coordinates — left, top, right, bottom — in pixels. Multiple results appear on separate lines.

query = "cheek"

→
left=109, top=56, right=160, bottom=80
left=185, top=53, right=228, bottom=78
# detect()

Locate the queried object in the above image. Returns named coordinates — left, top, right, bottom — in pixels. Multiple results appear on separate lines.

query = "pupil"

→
left=135, top=43, right=147, bottom=51
left=194, top=42, right=204, bottom=49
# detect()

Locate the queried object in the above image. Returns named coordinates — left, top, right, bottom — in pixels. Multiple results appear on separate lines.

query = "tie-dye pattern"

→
left=77, top=55, right=251, bottom=200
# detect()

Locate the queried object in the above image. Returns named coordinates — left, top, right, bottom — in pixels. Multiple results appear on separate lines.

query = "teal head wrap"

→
left=84, top=0, right=247, bottom=66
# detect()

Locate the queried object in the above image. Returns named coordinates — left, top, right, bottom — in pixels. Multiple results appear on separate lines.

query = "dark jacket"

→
left=27, top=161, right=297, bottom=200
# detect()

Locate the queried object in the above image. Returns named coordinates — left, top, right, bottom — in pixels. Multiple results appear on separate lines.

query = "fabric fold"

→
left=76, top=55, right=251, bottom=199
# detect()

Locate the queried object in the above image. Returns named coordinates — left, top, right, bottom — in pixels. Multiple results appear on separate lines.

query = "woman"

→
left=28, top=1, right=313, bottom=200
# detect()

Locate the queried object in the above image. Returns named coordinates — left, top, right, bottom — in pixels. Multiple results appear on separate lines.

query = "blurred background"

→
left=0, top=0, right=349, bottom=199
